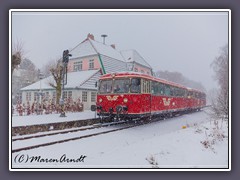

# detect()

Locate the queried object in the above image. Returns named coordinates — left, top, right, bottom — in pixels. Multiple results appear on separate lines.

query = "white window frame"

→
left=73, top=61, right=82, bottom=71
left=82, top=91, right=88, bottom=102
left=26, top=92, right=31, bottom=101
left=91, top=92, right=96, bottom=102
left=89, top=59, right=94, bottom=69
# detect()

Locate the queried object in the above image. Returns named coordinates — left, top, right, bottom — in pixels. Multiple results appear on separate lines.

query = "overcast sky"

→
left=11, top=11, right=229, bottom=91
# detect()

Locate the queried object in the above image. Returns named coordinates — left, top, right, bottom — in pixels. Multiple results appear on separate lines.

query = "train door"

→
left=141, top=79, right=151, bottom=114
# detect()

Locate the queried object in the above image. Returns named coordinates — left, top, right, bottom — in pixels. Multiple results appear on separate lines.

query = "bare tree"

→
left=12, top=40, right=25, bottom=75
left=41, top=59, right=55, bottom=78
left=47, top=60, right=64, bottom=105
left=12, top=58, right=38, bottom=103
left=210, top=44, right=229, bottom=119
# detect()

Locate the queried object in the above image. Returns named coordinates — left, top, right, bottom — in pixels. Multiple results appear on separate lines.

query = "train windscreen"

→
left=130, top=78, right=141, bottom=93
left=99, top=78, right=141, bottom=94
left=113, top=79, right=130, bottom=93
left=99, top=80, right=112, bottom=94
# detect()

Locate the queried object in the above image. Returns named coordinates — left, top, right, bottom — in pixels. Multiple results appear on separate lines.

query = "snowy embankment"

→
left=12, top=111, right=96, bottom=127
left=12, top=109, right=228, bottom=169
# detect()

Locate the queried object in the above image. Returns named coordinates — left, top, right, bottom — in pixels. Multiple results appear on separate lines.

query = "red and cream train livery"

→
left=92, top=72, right=206, bottom=120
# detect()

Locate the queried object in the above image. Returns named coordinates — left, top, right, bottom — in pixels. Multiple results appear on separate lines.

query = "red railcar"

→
left=92, top=72, right=206, bottom=120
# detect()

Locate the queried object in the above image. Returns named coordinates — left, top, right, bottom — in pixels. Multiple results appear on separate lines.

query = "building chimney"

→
left=87, top=33, right=94, bottom=40
left=110, top=44, right=116, bottom=49
left=101, top=34, right=107, bottom=44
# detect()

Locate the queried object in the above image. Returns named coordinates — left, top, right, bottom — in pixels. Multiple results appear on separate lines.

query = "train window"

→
left=153, top=82, right=158, bottom=95
left=130, top=78, right=141, bottom=93
left=188, top=91, right=193, bottom=97
left=165, top=85, right=171, bottom=96
left=195, top=92, right=198, bottom=98
left=183, top=89, right=187, bottom=97
left=172, top=87, right=177, bottom=96
left=176, top=87, right=185, bottom=97
left=159, top=83, right=165, bottom=95
left=175, top=87, right=180, bottom=97
left=176, top=87, right=180, bottom=97
left=169, top=86, right=174, bottom=96
left=203, top=93, right=206, bottom=99
left=99, top=80, right=113, bottom=94
left=113, top=79, right=130, bottom=93
left=194, top=92, right=198, bottom=98
left=151, top=81, right=157, bottom=94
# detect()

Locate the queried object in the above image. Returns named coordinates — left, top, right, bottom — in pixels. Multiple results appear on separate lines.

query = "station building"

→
left=20, top=34, right=152, bottom=110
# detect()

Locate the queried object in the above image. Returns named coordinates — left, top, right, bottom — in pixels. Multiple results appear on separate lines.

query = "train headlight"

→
left=123, top=98, right=128, bottom=103
left=99, top=98, right=103, bottom=103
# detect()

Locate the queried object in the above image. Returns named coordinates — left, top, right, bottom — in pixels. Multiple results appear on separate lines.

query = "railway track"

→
left=12, top=109, right=205, bottom=153
left=12, top=121, right=126, bottom=142
left=12, top=122, right=137, bottom=153
left=11, top=116, right=163, bottom=153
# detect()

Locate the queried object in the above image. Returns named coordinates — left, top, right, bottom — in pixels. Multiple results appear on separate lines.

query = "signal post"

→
left=59, top=50, right=72, bottom=117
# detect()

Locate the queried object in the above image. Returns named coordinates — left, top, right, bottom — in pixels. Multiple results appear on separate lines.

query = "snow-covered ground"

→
left=11, top=109, right=229, bottom=169
left=12, top=111, right=96, bottom=127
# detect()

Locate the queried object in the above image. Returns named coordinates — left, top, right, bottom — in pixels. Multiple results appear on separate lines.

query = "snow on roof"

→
left=21, top=70, right=100, bottom=91
left=120, top=49, right=152, bottom=69
left=89, top=39, right=125, bottom=61
left=79, top=70, right=102, bottom=90
left=70, top=40, right=97, bottom=59
left=68, top=37, right=152, bottom=74
left=69, top=38, right=125, bottom=62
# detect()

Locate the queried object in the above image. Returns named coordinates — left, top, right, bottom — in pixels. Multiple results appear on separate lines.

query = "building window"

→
left=134, top=68, right=138, bottom=72
left=63, top=91, right=72, bottom=99
left=17, top=93, right=22, bottom=103
left=52, top=91, right=56, bottom=103
left=42, top=92, right=45, bottom=99
left=91, top=92, right=96, bottom=102
left=82, top=91, right=88, bottom=102
left=89, top=59, right=94, bottom=69
left=63, top=91, right=67, bottom=99
left=147, top=71, right=150, bottom=75
left=45, top=92, right=49, bottom=100
left=34, top=92, right=38, bottom=101
left=73, top=61, right=82, bottom=71
left=141, top=70, right=144, bottom=74
left=26, top=92, right=31, bottom=101
left=68, top=91, right=72, bottom=99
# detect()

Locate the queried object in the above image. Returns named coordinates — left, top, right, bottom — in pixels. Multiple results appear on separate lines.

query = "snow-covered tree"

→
left=12, top=58, right=38, bottom=104
left=210, top=44, right=228, bottom=119
left=155, top=70, right=205, bottom=91
left=11, top=41, right=24, bottom=75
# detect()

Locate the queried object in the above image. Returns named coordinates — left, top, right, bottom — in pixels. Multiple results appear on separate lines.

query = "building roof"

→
left=99, top=55, right=127, bottom=74
left=20, top=70, right=100, bottom=91
left=70, top=40, right=97, bottom=59
left=89, top=39, right=125, bottom=62
left=69, top=35, right=152, bottom=74
left=120, top=49, right=152, bottom=69
left=69, top=38, right=125, bottom=62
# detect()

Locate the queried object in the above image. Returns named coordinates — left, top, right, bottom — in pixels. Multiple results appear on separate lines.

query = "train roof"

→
left=186, top=87, right=205, bottom=94
left=100, top=71, right=205, bottom=93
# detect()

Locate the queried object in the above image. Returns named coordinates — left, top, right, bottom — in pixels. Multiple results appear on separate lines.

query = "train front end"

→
left=92, top=73, right=144, bottom=120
